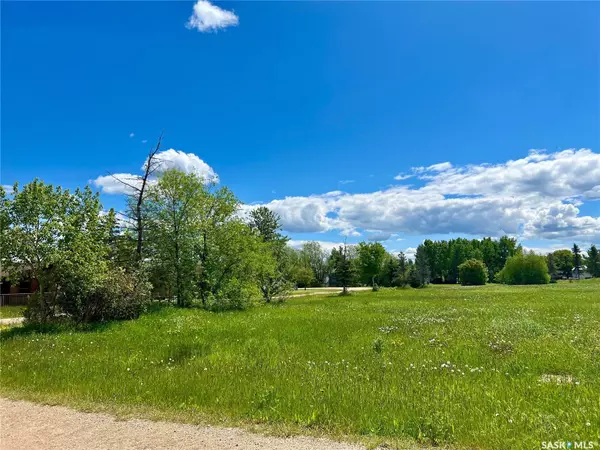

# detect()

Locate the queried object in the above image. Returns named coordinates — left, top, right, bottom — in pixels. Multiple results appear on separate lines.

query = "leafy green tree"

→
left=203, top=220, right=275, bottom=310
left=3, top=180, right=142, bottom=323
left=546, top=252, right=558, bottom=280
left=329, top=243, right=356, bottom=294
left=498, top=236, right=521, bottom=268
left=147, top=170, right=273, bottom=309
left=423, top=239, right=443, bottom=282
left=584, top=244, right=600, bottom=277
left=407, top=264, right=421, bottom=288
left=294, top=265, right=314, bottom=289
left=394, top=251, right=409, bottom=287
left=248, top=207, right=286, bottom=245
left=496, top=252, right=550, bottom=285
left=481, top=237, right=499, bottom=281
left=52, top=188, right=118, bottom=322
left=572, top=243, right=582, bottom=279
left=448, top=238, right=471, bottom=284
left=458, top=259, right=488, bottom=285
left=357, top=242, right=386, bottom=287
left=552, top=249, right=574, bottom=279
left=414, top=244, right=431, bottom=286
left=3, top=180, right=69, bottom=317
left=0, top=185, right=11, bottom=275
left=248, top=207, right=291, bottom=302
left=146, top=170, right=206, bottom=306
left=300, top=242, right=329, bottom=286
left=282, top=246, right=312, bottom=290
left=379, top=252, right=400, bottom=287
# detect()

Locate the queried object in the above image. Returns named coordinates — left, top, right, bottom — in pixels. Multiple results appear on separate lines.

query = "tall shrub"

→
left=458, top=259, right=488, bottom=285
left=496, top=252, right=550, bottom=285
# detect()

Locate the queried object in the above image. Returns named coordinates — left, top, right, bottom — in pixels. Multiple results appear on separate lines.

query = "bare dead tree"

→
left=107, top=133, right=164, bottom=265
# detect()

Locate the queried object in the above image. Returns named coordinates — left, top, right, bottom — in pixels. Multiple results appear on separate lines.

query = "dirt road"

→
left=0, top=398, right=363, bottom=450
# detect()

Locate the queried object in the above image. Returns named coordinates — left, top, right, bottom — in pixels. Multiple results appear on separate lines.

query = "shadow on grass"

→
left=0, top=318, right=125, bottom=341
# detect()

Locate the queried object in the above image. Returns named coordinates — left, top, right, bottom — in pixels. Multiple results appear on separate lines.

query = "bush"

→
left=206, top=278, right=260, bottom=311
left=95, top=269, right=152, bottom=321
left=408, top=267, right=422, bottom=288
left=26, top=268, right=151, bottom=324
left=458, top=259, right=488, bottom=286
left=496, top=252, right=550, bottom=285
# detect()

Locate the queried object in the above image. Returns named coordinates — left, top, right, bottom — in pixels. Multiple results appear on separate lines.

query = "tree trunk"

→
left=136, top=198, right=143, bottom=263
left=174, top=239, right=182, bottom=307
left=200, top=232, right=208, bottom=307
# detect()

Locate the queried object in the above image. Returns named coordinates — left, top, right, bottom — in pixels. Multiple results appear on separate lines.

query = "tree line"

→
left=307, top=237, right=600, bottom=289
left=0, top=172, right=296, bottom=322
left=2, top=170, right=598, bottom=324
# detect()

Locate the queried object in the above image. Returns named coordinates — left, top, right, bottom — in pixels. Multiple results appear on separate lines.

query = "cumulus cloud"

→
left=390, top=247, right=417, bottom=260
left=186, top=0, right=239, bottom=32
left=152, top=149, right=218, bottom=182
left=93, top=149, right=218, bottom=195
left=92, top=173, right=143, bottom=195
left=523, top=244, right=571, bottom=256
left=249, top=149, right=600, bottom=241
left=287, top=240, right=346, bottom=253
left=418, top=149, right=600, bottom=200
left=367, top=232, right=392, bottom=242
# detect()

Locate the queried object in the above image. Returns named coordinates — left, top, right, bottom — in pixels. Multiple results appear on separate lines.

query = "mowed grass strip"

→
left=0, top=306, right=25, bottom=319
left=1, top=281, right=599, bottom=449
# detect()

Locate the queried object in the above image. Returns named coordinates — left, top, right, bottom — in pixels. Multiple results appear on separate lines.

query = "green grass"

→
left=0, top=306, right=25, bottom=319
left=2, top=281, right=599, bottom=449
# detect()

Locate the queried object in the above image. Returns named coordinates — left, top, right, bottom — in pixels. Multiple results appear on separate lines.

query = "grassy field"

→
left=1, top=281, right=599, bottom=449
left=0, top=306, right=25, bottom=319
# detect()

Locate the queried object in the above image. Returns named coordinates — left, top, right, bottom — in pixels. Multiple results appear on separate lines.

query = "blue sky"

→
left=2, top=1, right=599, bottom=256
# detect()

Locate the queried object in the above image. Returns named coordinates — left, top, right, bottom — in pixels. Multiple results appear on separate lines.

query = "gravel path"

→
left=0, top=398, right=364, bottom=450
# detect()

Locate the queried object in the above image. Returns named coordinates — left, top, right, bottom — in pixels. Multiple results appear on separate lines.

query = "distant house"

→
left=0, top=271, right=38, bottom=306
left=580, top=270, right=593, bottom=280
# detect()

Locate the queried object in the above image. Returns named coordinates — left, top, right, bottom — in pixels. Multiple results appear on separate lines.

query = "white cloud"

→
left=249, top=149, right=600, bottom=241
left=367, top=232, right=392, bottom=242
left=186, top=0, right=239, bottom=32
left=419, top=149, right=600, bottom=200
left=411, top=162, right=453, bottom=174
left=152, top=149, right=218, bottom=183
left=339, top=180, right=355, bottom=185
left=523, top=243, right=570, bottom=255
left=93, top=149, right=218, bottom=195
left=129, top=133, right=135, bottom=138
left=426, top=162, right=453, bottom=172
left=92, top=173, right=143, bottom=195
left=142, top=139, right=148, bottom=144
left=396, top=161, right=452, bottom=180
left=287, top=240, right=345, bottom=253
left=390, top=247, right=417, bottom=260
